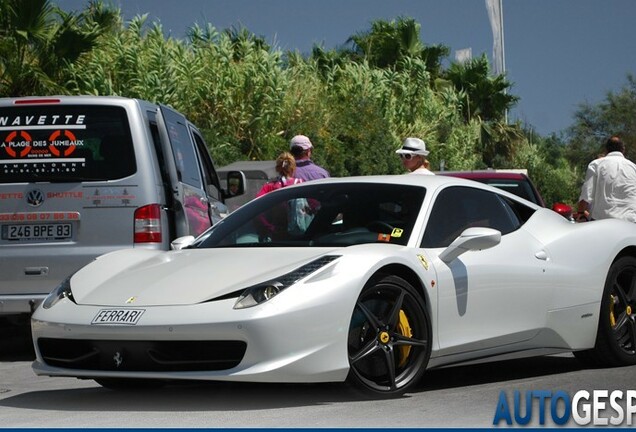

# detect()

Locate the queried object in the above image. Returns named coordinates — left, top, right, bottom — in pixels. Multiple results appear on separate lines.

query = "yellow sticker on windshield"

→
left=391, top=228, right=403, bottom=238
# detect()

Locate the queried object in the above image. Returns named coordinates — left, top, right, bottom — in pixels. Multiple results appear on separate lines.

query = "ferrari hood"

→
left=71, top=247, right=340, bottom=306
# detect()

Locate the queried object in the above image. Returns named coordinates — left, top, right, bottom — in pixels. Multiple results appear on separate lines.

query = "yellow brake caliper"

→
left=397, top=310, right=413, bottom=367
left=610, top=295, right=632, bottom=327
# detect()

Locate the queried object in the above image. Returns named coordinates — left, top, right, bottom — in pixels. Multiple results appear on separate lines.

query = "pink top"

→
left=256, top=176, right=304, bottom=197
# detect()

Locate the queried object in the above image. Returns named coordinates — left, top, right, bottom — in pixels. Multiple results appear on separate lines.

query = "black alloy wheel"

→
left=576, top=256, right=636, bottom=366
left=347, top=274, right=431, bottom=398
left=605, top=257, right=636, bottom=358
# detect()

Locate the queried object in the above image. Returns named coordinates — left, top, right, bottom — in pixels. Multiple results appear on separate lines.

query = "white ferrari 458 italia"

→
left=32, top=175, right=636, bottom=397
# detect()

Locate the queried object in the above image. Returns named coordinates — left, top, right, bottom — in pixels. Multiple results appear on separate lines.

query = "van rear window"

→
left=0, top=105, right=136, bottom=183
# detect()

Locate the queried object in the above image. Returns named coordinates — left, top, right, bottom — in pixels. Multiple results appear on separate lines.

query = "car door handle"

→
left=534, top=250, right=548, bottom=261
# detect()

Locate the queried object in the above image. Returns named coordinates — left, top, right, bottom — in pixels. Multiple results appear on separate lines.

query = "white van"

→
left=0, top=96, right=243, bottom=317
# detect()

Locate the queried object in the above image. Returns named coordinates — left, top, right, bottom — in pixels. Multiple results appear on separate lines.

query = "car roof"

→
left=0, top=95, right=154, bottom=110
left=218, top=160, right=278, bottom=180
left=299, top=174, right=459, bottom=187
left=438, top=170, right=529, bottom=180
left=293, top=174, right=538, bottom=206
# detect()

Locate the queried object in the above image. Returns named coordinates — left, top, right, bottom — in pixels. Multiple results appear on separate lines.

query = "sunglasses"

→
left=399, top=153, right=417, bottom=160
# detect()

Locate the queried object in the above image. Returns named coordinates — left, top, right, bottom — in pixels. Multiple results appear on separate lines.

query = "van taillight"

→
left=134, top=204, right=162, bottom=243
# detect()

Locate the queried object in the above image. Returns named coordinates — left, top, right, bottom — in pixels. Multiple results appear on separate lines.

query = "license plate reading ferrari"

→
left=91, top=309, right=146, bottom=325
left=2, top=223, right=72, bottom=241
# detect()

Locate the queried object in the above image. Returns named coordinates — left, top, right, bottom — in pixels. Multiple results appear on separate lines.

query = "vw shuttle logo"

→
left=26, top=189, right=45, bottom=207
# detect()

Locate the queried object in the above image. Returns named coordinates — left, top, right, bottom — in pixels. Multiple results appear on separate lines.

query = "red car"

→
left=439, top=170, right=573, bottom=220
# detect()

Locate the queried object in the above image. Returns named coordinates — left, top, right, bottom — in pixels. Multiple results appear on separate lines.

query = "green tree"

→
left=223, top=25, right=271, bottom=61
left=444, top=54, right=518, bottom=123
left=0, top=0, right=118, bottom=96
left=443, top=54, right=521, bottom=167
left=45, top=4, right=534, bottom=179
left=512, top=133, right=580, bottom=207
left=567, top=73, right=636, bottom=171
left=345, top=17, right=449, bottom=78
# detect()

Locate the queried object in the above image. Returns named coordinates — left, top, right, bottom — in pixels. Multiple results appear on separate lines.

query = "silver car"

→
left=0, top=96, right=243, bottom=318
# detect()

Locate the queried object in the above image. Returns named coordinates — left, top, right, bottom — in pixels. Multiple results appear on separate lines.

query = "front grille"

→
left=38, top=338, right=246, bottom=372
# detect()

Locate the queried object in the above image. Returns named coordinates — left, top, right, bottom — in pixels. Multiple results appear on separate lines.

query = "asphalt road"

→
left=2, top=318, right=636, bottom=428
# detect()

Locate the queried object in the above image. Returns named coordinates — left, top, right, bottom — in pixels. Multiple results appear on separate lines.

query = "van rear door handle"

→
left=25, top=266, right=49, bottom=276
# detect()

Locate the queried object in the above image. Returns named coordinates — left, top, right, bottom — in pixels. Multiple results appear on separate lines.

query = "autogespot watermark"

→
left=493, top=390, right=636, bottom=426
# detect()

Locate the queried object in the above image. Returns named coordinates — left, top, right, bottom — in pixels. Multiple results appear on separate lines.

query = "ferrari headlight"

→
left=234, top=282, right=283, bottom=309
left=42, top=274, right=75, bottom=309
left=233, top=255, right=341, bottom=309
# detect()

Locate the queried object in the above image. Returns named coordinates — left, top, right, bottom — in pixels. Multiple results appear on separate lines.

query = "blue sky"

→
left=57, top=0, right=636, bottom=137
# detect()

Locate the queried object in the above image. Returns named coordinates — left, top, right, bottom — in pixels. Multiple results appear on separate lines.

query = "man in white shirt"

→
left=578, top=136, right=636, bottom=222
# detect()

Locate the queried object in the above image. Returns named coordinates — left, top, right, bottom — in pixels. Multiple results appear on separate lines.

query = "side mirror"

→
left=224, top=170, right=246, bottom=199
left=551, top=202, right=573, bottom=220
left=439, top=227, right=501, bottom=263
left=171, top=235, right=195, bottom=251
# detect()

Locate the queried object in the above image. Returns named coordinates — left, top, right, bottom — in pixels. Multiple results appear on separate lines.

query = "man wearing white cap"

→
left=289, top=134, right=330, bottom=181
left=395, top=137, right=434, bottom=175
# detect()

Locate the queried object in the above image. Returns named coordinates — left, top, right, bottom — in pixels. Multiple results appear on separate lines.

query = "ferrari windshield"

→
left=195, top=182, right=426, bottom=248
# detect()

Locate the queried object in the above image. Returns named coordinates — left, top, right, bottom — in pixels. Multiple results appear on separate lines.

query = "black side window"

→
left=421, top=186, right=521, bottom=248
left=161, top=109, right=202, bottom=188
left=191, top=128, right=221, bottom=200
left=501, top=195, right=536, bottom=224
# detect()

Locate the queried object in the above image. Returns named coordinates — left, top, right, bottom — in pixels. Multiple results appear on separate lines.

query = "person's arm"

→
left=576, top=161, right=598, bottom=221
left=577, top=200, right=591, bottom=221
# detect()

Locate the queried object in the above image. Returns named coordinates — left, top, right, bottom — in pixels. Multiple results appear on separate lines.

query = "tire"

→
left=575, top=256, right=636, bottom=367
left=94, top=378, right=165, bottom=391
left=346, top=274, right=431, bottom=398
